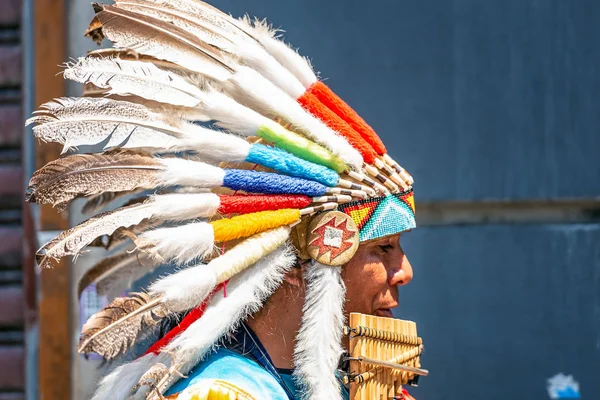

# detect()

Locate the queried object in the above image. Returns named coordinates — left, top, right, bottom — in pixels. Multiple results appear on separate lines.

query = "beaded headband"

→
left=339, top=189, right=416, bottom=242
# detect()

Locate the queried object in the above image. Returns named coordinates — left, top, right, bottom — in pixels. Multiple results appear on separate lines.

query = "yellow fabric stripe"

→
left=211, top=209, right=300, bottom=243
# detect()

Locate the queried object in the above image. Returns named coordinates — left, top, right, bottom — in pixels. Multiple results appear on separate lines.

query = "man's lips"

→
left=374, top=308, right=394, bottom=318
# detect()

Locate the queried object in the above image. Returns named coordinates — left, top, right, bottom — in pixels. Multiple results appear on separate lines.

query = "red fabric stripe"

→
left=307, top=81, right=387, bottom=155
left=217, top=194, right=312, bottom=215
left=298, top=90, right=377, bottom=163
left=145, top=303, right=208, bottom=355
left=144, top=283, right=226, bottom=355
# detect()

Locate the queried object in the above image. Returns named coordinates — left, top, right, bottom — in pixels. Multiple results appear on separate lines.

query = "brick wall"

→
left=0, top=0, right=25, bottom=398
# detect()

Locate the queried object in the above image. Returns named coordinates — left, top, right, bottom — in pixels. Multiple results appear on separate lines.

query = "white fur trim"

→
left=293, top=262, right=346, bottom=400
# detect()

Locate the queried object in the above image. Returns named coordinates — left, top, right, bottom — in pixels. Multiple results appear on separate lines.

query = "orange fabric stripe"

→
left=307, top=81, right=387, bottom=155
left=298, top=90, right=377, bottom=163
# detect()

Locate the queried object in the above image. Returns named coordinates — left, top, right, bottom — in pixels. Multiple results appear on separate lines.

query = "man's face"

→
left=341, top=233, right=413, bottom=318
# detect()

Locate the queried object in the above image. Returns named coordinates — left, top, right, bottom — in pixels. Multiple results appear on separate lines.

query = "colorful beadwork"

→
left=306, top=211, right=360, bottom=266
left=338, top=190, right=416, bottom=242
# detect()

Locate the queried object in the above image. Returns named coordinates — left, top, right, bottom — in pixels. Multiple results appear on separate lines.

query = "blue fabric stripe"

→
left=246, top=144, right=339, bottom=187
left=223, top=169, right=328, bottom=197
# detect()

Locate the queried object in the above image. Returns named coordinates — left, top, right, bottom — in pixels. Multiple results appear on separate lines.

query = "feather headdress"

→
left=26, top=1, right=417, bottom=399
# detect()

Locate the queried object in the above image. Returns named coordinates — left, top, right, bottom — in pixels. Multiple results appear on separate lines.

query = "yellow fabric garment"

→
left=173, top=379, right=256, bottom=400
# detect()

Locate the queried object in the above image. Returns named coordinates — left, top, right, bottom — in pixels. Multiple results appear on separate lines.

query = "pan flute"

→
left=346, top=313, right=428, bottom=400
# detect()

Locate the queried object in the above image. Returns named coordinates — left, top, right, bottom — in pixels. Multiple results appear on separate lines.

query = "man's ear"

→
left=283, top=260, right=309, bottom=287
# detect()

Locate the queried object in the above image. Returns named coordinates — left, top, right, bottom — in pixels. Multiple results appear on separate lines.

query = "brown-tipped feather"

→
left=78, top=292, right=167, bottom=360
left=26, top=151, right=163, bottom=211
left=114, top=0, right=256, bottom=42
left=35, top=201, right=164, bottom=269
left=86, top=220, right=163, bottom=253
left=113, top=0, right=234, bottom=49
left=77, top=250, right=158, bottom=300
left=85, top=4, right=233, bottom=79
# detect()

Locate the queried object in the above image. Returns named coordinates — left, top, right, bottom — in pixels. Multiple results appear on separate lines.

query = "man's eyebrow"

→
left=364, top=237, right=391, bottom=246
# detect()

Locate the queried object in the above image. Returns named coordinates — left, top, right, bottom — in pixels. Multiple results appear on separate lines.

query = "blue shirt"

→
left=165, top=323, right=349, bottom=399
left=166, top=348, right=298, bottom=399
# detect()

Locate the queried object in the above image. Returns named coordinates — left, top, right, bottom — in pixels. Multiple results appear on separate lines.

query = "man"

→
left=166, top=233, right=415, bottom=399
left=26, top=1, right=421, bottom=399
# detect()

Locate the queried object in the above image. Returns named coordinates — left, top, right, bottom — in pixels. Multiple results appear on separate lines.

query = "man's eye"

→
left=379, top=245, right=393, bottom=253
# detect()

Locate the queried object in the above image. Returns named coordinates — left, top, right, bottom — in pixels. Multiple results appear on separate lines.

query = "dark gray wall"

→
left=211, top=1, right=600, bottom=398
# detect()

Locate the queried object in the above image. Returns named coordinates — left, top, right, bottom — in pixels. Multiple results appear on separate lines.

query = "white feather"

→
left=226, top=67, right=363, bottom=169
left=149, top=226, right=292, bottom=312
left=234, top=45, right=306, bottom=99
left=114, top=0, right=249, bottom=44
left=64, top=57, right=203, bottom=107
left=28, top=97, right=179, bottom=153
left=175, top=128, right=251, bottom=163
left=111, top=2, right=305, bottom=98
left=29, top=97, right=251, bottom=159
left=158, top=158, right=225, bottom=187
left=134, top=221, right=215, bottom=264
left=192, top=88, right=269, bottom=137
left=41, top=201, right=171, bottom=266
left=150, top=264, right=218, bottom=313
left=95, top=4, right=232, bottom=81
left=293, top=262, right=346, bottom=400
left=149, top=192, right=221, bottom=221
left=156, top=244, right=296, bottom=394
left=240, top=17, right=318, bottom=89
left=114, top=1, right=236, bottom=52
left=92, top=352, right=158, bottom=400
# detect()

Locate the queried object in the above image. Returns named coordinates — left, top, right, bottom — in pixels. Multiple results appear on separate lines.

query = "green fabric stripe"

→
left=257, top=123, right=348, bottom=173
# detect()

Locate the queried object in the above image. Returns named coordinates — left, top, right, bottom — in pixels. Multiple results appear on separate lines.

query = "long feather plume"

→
left=113, top=0, right=306, bottom=98
left=42, top=191, right=221, bottom=270
left=138, top=244, right=296, bottom=398
left=28, top=97, right=251, bottom=159
left=36, top=203, right=158, bottom=269
left=114, top=0, right=236, bottom=52
left=63, top=57, right=328, bottom=167
left=86, top=4, right=232, bottom=80
left=78, top=292, right=167, bottom=361
left=28, top=97, right=181, bottom=154
left=76, top=191, right=222, bottom=295
left=69, top=25, right=360, bottom=170
left=26, top=151, right=163, bottom=212
left=25, top=152, right=226, bottom=211
left=64, top=57, right=204, bottom=107
left=113, top=0, right=254, bottom=43
left=293, top=262, right=346, bottom=400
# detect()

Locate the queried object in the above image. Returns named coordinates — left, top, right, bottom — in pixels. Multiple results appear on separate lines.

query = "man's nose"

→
left=389, top=253, right=413, bottom=286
